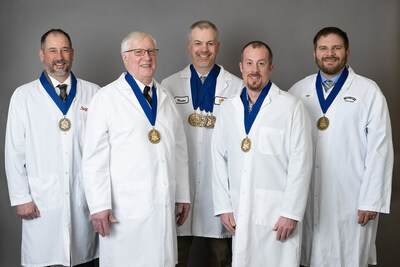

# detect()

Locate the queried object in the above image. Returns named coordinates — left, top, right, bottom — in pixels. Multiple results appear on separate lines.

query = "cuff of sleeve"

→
left=10, top=195, right=33, bottom=207
left=358, top=204, right=389, bottom=214
left=280, top=212, right=302, bottom=222
left=214, top=209, right=234, bottom=217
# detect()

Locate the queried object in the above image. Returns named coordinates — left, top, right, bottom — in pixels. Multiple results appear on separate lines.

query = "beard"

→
left=246, top=73, right=263, bottom=91
left=316, top=55, right=347, bottom=76
left=47, top=60, right=72, bottom=77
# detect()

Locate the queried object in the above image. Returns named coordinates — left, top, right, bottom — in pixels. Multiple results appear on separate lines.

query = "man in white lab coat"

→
left=212, top=41, right=312, bottom=267
left=289, top=27, right=393, bottom=267
left=82, top=31, right=190, bottom=267
left=161, top=20, right=243, bottom=267
left=5, top=29, right=99, bottom=267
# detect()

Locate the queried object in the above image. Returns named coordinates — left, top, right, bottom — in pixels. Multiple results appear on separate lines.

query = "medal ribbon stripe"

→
left=125, top=72, right=157, bottom=126
left=39, top=71, right=77, bottom=115
left=189, top=64, right=221, bottom=113
left=315, top=67, right=349, bottom=114
left=241, top=80, right=272, bottom=135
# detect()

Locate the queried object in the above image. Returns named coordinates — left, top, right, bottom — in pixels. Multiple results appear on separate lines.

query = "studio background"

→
left=0, top=0, right=398, bottom=266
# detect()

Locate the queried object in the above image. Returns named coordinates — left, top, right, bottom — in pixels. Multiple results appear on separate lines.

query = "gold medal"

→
left=241, top=136, right=252, bottom=152
left=198, top=112, right=207, bottom=127
left=188, top=112, right=201, bottom=127
left=148, top=128, right=161, bottom=144
left=317, top=115, right=329, bottom=130
left=59, top=117, right=71, bottom=132
left=205, top=113, right=214, bottom=129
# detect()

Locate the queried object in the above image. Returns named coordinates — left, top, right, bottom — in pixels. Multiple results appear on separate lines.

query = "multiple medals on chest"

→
left=240, top=81, right=272, bottom=152
left=40, top=71, right=77, bottom=132
left=188, top=64, right=220, bottom=129
left=315, top=67, right=349, bottom=131
left=125, top=72, right=161, bottom=144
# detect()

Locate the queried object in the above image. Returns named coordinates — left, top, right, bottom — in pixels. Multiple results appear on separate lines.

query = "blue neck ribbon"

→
left=241, top=80, right=272, bottom=135
left=316, top=67, right=349, bottom=114
left=125, top=72, right=157, bottom=126
left=189, top=64, right=221, bottom=113
left=39, top=71, right=77, bottom=115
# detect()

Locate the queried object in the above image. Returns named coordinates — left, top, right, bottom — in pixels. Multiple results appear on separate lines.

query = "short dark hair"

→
left=241, top=41, right=273, bottom=64
left=41, top=29, right=72, bottom=50
left=188, top=20, right=219, bottom=42
left=313, top=27, right=349, bottom=51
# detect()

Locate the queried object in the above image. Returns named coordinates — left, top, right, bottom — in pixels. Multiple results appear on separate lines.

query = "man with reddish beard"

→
left=162, top=21, right=243, bottom=266
left=211, top=41, right=312, bottom=266
left=5, top=29, right=99, bottom=266
left=82, top=31, right=190, bottom=267
left=289, top=27, right=393, bottom=267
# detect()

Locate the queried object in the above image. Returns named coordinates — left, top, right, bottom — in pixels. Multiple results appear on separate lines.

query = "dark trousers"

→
left=46, top=258, right=98, bottom=267
left=176, top=236, right=232, bottom=267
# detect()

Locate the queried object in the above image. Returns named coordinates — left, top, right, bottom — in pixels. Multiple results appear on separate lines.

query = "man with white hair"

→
left=82, top=31, right=190, bottom=267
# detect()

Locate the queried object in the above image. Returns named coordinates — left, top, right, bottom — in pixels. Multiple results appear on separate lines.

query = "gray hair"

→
left=188, top=20, right=219, bottom=42
left=121, top=31, right=157, bottom=54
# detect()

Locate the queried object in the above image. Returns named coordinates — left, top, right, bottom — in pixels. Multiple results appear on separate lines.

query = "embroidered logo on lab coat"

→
left=342, top=95, right=359, bottom=103
left=214, top=96, right=227, bottom=105
left=174, top=96, right=189, bottom=104
left=80, top=106, right=88, bottom=112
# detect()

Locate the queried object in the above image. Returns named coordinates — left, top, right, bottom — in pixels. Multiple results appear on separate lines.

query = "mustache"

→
left=322, top=56, right=340, bottom=61
left=52, top=60, right=69, bottom=66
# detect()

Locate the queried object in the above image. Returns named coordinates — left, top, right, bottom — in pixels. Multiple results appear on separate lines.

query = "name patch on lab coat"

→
left=174, top=96, right=189, bottom=104
left=214, top=96, right=227, bottom=105
left=342, top=95, right=359, bottom=103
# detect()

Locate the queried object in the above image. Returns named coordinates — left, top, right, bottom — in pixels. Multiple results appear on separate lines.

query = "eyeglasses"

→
left=124, top=48, right=159, bottom=56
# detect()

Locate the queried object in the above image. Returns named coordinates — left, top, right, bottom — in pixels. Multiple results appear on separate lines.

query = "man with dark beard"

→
left=5, top=29, right=99, bottom=267
left=212, top=41, right=312, bottom=266
left=289, top=27, right=393, bottom=267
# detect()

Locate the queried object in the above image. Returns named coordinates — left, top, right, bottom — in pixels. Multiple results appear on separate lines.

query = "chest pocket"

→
left=257, top=127, right=285, bottom=155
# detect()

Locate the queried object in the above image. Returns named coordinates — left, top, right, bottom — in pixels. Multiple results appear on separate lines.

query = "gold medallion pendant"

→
left=241, top=136, right=252, bottom=152
left=148, top=128, right=161, bottom=144
left=317, top=116, right=329, bottom=130
left=59, top=117, right=71, bottom=132
left=188, top=112, right=201, bottom=127
left=205, top=114, right=214, bottom=129
left=198, top=113, right=207, bottom=127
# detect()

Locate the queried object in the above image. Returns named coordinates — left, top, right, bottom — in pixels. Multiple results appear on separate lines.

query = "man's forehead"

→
left=129, top=36, right=155, bottom=47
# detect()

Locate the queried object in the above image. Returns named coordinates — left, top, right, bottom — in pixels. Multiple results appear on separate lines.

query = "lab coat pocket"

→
left=258, top=127, right=284, bottom=155
left=119, top=181, right=153, bottom=219
left=28, top=176, right=62, bottom=211
left=253, top=189, right=282, bottom=227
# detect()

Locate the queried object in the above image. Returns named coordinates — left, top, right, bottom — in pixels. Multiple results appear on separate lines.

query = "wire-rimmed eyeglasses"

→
left=124, top=48, right=159, bottom=56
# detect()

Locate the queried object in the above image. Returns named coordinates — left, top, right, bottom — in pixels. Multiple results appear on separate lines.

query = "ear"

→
left=313, top=50, right=316, bottom=62
left=122, top=52, right=128, bottom=65
left=70, top=48, right=75, bottom=62
left=269, top=63, right=274, bottom=73
left=39, top=49, right=44, bottom=63
left=239, top=61, right=243, bottom=73
left=346, top=48, right=350, bottom=59
left=216, top=41, right=220, bottom=54
left=187, top=41, right=191, bottom=54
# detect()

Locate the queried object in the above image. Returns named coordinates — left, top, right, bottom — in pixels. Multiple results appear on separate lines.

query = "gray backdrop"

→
left=0, top=0, right=399, bottom=266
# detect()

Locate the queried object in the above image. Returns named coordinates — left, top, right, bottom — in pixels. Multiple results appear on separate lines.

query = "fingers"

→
left=273, top=217, right=297, bottom=242
left=176, top=204, right=190, bottom=226
left=108, top=213, right=118, bottom=223
left=221, top=213, right=236, bottom=236
left=358, top=210, right=378, bottom=226
left=16, top=202, right=40, bottom=220
left=91, top=210, right=117, bottom=237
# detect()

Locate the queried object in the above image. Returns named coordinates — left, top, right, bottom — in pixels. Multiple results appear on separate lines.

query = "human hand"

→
left=220, top=212, right=236, bottom=236
left=16, top=201, right=40, bottom=220
left=272, top=216, right=297, bottom=242
left=91, top=209, right=118, bottom=237
left=176, top=203, right=190, bottom=226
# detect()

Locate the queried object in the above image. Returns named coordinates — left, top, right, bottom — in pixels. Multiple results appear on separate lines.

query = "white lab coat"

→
left=289, top=66, right=393, bottom=267
left=212, top=83, right=312, bottom=267
left=82, top=73, right=190, bottom=267
left=161, top=64, right=244, bottom=237
left=5, top=77, right=99, bottom=266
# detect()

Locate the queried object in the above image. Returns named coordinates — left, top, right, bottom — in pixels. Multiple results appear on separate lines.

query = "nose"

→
left=55, top=50, right=64, bottom=60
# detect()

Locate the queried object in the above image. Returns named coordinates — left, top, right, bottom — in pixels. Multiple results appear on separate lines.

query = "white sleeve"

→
left=280, top=100, right=312, bottom=222
left=358, top=88, right=393, bottom=214
left=211, top=104, right=234, bottom=216
left=5, top=88, right=32, bottom=206
left=82, top=92, right=112, bottom=215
